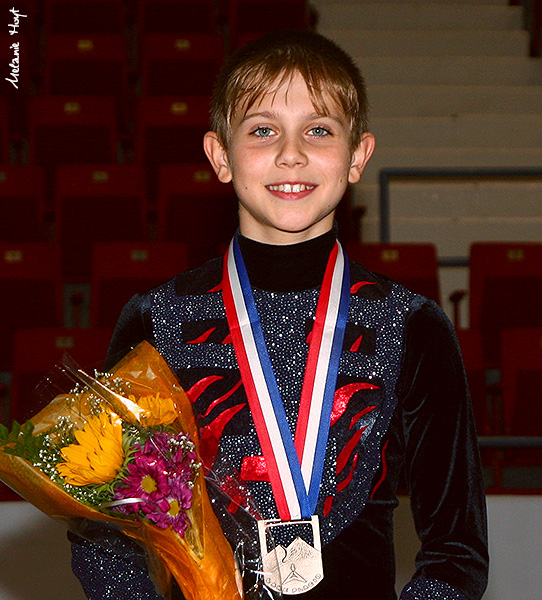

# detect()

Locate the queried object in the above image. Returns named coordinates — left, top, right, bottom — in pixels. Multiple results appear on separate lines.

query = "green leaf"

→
left=11, top=421, right=21, bottom=438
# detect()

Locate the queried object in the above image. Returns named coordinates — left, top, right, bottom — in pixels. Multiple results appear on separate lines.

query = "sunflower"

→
left=56, top=412, right=124, bottom=486
left=131, top=393, right=178, bottom=426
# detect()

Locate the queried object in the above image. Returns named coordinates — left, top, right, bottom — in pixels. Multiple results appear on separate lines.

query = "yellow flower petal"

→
left=56, top=413, right=124, bottom=486
left=129, top=393, right=178, bottom=426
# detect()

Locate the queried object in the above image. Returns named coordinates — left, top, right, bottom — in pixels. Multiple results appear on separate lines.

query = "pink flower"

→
left=145, top=494, right=192, bottom=535
left=112, top=430, right=197, bottom=536
left=114, top=454, right=170, bottom=516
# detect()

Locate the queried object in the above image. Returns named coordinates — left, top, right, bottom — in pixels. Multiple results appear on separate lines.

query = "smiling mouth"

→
left=266, top=183, right=316, bottom=193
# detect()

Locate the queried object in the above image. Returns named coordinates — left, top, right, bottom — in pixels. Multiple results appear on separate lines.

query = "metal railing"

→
left=378, top=167, right=542, bottom=267
left=479, top=437, right=542, bottom=449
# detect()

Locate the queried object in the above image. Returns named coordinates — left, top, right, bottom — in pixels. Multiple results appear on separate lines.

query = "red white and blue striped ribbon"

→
left=222, top=234, right=350, bottom=520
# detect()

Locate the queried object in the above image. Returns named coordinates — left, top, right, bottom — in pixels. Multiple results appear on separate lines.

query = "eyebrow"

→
left=240, top=110, right=346, bottom=126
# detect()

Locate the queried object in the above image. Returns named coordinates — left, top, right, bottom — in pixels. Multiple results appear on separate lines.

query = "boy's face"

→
left=204, top=72, right=374, bottom=245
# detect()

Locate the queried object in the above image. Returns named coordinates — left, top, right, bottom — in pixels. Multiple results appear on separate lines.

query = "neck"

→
left=237, top=227, right=337, bottom=293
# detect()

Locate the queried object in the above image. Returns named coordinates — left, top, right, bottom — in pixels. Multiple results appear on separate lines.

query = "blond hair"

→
left=210, top=30, right=369, bottom=150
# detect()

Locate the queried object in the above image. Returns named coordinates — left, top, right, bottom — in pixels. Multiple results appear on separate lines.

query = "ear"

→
left=348, top=132, right=375, bottom=184
left=203, top=131, right=233, bottom=183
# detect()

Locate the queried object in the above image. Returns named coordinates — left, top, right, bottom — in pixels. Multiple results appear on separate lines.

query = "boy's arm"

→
left=106, top=292, right=154, bottom=365
left=396, top=300, right=489, bottom=600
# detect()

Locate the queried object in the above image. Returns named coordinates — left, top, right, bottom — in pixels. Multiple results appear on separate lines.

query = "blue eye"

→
left=309, top=126, right=330, bottom=137
left=253, top=126, right=273, bottom=138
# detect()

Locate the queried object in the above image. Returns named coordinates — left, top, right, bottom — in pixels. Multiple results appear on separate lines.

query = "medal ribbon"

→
left=222, top=234, right=350, bottom=520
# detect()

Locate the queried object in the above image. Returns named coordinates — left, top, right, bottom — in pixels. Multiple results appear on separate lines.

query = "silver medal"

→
left=258, top=515, right=324, bottom=595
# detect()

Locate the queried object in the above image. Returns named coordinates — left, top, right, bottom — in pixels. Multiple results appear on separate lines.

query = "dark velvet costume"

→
left=71, top=230, right=488, bottom=600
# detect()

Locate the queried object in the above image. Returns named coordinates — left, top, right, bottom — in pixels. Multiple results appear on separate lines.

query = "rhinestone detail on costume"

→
left=150, top=274, right=416, bottom=548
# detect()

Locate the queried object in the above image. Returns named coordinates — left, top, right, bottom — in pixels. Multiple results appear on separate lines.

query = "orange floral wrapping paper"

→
left=0, top=341, right=243, bottom=600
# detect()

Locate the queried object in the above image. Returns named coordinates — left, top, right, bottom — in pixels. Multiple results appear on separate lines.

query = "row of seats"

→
left=5, top=32, right=225, bottom=101
left=2, top=95, right=223, bottom=174
left=0, top=162, right=239, bottom=277
left=4, top=0, right=308, bottom=39
left=347, top=241, right=542, bottom=461
left=3, top=0, right=310, bottom=108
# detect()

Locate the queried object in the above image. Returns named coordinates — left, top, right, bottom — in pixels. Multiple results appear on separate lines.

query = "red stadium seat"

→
left=499, top=327, right=542, bottom=476
left=55, top=164, right=147, bottom=280
left=137, top=0, right=220, bottom=35
left=157, top=163, right=238, bottom=267
left=501, top=327, right=542, bottom=438
left=90, top=241, right=189, bottom=328
left=0, top=243, right=62, bottom=371
left=140, top=34, right=224, bottom=96
left=0, top=34, right=30, bottom=143
left=469, top=242, right=542, bottom=367
left=28, top=96, right=118, bottom=204
left=9, top=327, right=113, bottom=424
left=44, top=0, right=126, bottom=34
left=229, top=0, right=308, bottom=48
left=456, top=327, right=494, bottom=436
left=28, top=96, right=117, bottom=165
left=0, top=98, right=11, bottom=163
left=134, top=97, right=211, bottom=203
left=44, top=34, right=129, bottom=98
left=345, top=242, right=441, bottom=305
left=0, top=165, right=46, bottom=242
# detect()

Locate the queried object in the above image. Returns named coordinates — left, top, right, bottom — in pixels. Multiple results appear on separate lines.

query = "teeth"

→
left=268, top=183, right=315, bottom=193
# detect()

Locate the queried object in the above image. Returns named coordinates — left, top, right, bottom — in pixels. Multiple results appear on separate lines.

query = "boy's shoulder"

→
left=173, top=256, right=223, bottom=296
left=348, top=257, right=446, bottom=322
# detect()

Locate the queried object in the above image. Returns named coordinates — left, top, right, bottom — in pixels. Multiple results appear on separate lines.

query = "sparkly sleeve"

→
left=71, top=530, right=166, bottom=600
left=106, top=292, right=154, bottom=364
left=396, top=299, right=489, bottom=600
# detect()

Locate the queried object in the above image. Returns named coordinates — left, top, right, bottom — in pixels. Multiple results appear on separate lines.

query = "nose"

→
left=275, top=134, right=308, bottom=168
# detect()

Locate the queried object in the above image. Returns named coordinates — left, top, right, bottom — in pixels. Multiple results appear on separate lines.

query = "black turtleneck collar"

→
left=237, top=227, right=338, bottom=293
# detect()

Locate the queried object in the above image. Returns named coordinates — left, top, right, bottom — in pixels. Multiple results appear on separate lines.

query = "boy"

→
left=72, top=30, right=488, bottom=600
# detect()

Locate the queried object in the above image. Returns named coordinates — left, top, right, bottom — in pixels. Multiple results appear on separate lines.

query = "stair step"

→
left=374, top=216, right=542, bottom=254
left=360, top=147, right=542, bottom=184
left=379, top=181, right=542, bottom=218
left=314, top=0, right=509, bottom=5
left=357, top=56, right=542, bottom=85
left=319, top=29, right=529, bottom=57
left=369, top=114, right=542, bottom=148
left=351, top=183, right=542, bottom=251
left=315, top=4, right=523, bottom=31
left=368, top=85, right=542, bottom=117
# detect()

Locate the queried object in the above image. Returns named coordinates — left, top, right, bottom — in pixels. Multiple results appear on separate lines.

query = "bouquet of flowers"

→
left=0, top=341, right=245, bottom=600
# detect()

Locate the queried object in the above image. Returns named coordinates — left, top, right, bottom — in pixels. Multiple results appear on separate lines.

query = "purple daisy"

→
left=145, top=494, right=192, bottom=535
left=114, top=454, right=171, bottom=516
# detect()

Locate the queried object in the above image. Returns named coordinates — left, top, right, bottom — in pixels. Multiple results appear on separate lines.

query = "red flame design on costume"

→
left=207, top=281, right=223, bottom=293
left=330, top=383, right=380, bottom=426
left=350, top=281, right=377, bottom=294
left=337, top=452, right=359, bottom=492
left=349, top=406, right=377, bottom=430
left=370, top=440, right=390, bottom=499
left=336, top=427, right=367, bottom=475
left=202, top=379, right=243, bottom=417
left=186, top=375, right=223, bottom=404
left=186, top=327, right=217, bottom=344
left=199, top=403, right=246, bottom=467
left=350, top=334, right=364, bottom=352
